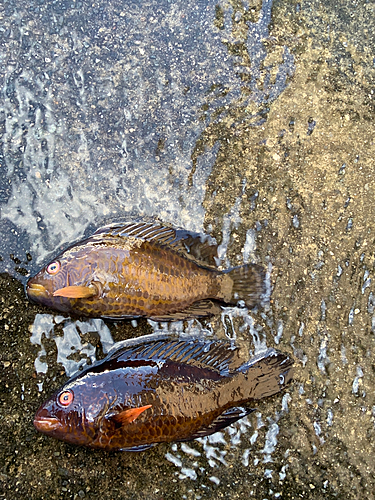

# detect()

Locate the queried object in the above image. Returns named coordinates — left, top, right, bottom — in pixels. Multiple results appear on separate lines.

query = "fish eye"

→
left=58, top=390, right=74, bottom=407
left=47, top=261, right=61, bottom=275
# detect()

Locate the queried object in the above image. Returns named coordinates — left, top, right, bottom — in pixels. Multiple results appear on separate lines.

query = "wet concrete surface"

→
left=1, top=0, right=375, bottom=498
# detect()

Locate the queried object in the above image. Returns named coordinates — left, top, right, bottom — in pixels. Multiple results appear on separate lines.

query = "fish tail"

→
left=221, top=263, right=267, bottom=309
left=238, top=348, right=294, bottom=400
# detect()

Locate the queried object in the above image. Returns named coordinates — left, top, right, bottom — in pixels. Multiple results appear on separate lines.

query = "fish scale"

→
left=27, top=220, right=267, bottom=320
left=33, top=334, right=294, bottom=451
left=69, top=243, right=211, bottom=317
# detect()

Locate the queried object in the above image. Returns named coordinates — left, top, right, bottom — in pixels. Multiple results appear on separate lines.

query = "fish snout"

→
left=34, top=413, right=63, bottom=434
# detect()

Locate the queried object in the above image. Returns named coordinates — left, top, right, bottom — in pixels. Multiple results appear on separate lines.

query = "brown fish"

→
left=33, top=334, right=294, bottom=451
left=26, top=220, right=267, bottom=320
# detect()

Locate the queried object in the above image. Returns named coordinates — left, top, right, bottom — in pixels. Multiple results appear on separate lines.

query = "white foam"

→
left=207, top=433, right=227, bottom=445
left=242, top=449, right=250, bottom=467
left=196, top=437, right=228, bottom=467
left=250, top=431, right=259, bottom=445
left=352, top=366, right=364, bottom=395
left=180, top=443, right=201, bottom=457
left=179, top=468, right=197, bottom=480
left=261, top=421, right=279, bottom=461
left=274, top=320, right=283, bottom=345
left=281, top=394, right=291, bottom=413
left=326, top=409, right=333, bottom=427
left=279, top=465, right=288, bottom=481
left=243, top=229, right=256, bottom=264
left=29, top=313, right=55, bottom=375
left=298, top=322, right=305, bottom=336
left=165, top=452, right=182, bottom=468
left=317, top=335, right=330, bottom=373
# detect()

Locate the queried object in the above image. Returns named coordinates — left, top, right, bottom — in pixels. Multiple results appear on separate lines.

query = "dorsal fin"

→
left=103, top=334, right=244, bottom=374
left=94, top=221, right=177, bottom=245
left=91, top=220, right=219, bottom=268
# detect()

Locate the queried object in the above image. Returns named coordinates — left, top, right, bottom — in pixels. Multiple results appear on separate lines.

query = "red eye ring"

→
left=47, top=261, right=60, bottom=275
left=58, top=390, right=74, bottom=407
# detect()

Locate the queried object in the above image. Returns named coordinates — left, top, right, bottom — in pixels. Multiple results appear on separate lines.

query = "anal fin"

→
left=185, top=407, right=254, bottom=440
left=150, top=300, right=222, bottom=321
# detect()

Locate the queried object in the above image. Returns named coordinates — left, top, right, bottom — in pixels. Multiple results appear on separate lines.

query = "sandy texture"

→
left=0, top=0, right=374, bottom=498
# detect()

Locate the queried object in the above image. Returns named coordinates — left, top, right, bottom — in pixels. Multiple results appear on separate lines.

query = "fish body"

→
left=27, top=220, right=267, bottom=320
left=33, top=334, right=294, bottom=451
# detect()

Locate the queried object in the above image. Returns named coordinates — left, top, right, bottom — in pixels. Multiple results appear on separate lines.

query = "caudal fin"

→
left=224, top=263, right=267, bottom=309
left=239, top=348, right=294, bottom=400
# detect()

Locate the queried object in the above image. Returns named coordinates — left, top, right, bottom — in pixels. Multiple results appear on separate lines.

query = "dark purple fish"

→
left=34, top=334, right=293, bottom=451
left=26, top=220, right=267, bottom=320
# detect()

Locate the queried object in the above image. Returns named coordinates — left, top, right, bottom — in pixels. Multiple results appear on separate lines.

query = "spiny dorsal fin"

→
left=91, top=220, right=219, bottom=268
left=105, top=336, right=243, bottom=374
left=94, top=221, right=177, bottom=245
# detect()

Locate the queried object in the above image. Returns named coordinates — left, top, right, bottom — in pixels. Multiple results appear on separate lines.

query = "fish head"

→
left=26, top=245, right=99, bottom=312
left=34, top=366, right=153, bottom=449
left=33, top=374, right=117, bottom=447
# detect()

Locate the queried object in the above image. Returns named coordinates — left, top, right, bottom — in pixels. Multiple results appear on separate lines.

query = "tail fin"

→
left=239, top=348, right=294, bottom=400
left=224, top=263, right=267, bottom=309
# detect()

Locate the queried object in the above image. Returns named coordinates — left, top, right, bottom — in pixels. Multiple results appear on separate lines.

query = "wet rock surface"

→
left=1, top=0, right=375, bottom=498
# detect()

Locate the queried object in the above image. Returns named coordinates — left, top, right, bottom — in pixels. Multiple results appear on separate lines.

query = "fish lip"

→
left=34, top=416, right=63, bottom=433
left=26, top=283, right=49, bottom=298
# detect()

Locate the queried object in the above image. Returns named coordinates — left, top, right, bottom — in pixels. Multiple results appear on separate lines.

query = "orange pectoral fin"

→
left=53, top=285, right=97, bottom=299
left=111, top=405, right=152, bottom=425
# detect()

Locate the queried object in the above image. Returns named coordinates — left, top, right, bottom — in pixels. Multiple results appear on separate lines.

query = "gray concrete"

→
left=0, top=0, right=374, bottom=498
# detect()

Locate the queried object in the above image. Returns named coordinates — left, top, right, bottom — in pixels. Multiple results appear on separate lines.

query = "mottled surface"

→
left=1, top=0, right=375, bottom=499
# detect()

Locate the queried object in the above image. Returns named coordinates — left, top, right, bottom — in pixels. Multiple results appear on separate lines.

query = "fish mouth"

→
left=34, top=416, right=63, bottom=433
left=26, top=283, right=49, bottom=299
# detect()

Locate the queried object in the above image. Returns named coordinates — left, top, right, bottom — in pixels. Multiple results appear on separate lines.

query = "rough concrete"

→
left=0, top=0, right=375, bottom=498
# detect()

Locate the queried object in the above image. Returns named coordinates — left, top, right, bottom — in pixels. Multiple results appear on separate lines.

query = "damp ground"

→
left=1, top=0, right=375, bottom=499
